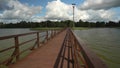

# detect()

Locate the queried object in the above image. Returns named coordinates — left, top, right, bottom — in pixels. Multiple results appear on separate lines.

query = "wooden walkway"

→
left=9, top=29, right=67, bottom=68
left=0, top=28, right=108, bottom=68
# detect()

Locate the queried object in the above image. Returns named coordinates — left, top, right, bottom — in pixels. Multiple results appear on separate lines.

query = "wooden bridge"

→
left=0, top=28, right=108, bottom=68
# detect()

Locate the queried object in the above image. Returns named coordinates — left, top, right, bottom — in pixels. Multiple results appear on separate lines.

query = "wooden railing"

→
left=0, top=29, right=63, bottom=66
left=54, top=28, right=108, bottom=68
left=69, top=28, right=108, bottom=68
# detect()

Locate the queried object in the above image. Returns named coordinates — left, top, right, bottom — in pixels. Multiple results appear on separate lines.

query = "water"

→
left=74, top=28, right=120, bottom=68
left=0, top=28, right=35, bottom=37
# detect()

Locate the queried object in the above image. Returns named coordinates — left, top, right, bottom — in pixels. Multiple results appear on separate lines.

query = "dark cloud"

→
left=80, top=0, right=120, bottom=10
left=0, top=0, right=14, bottom=11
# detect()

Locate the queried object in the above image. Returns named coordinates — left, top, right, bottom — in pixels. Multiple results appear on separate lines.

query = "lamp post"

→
left=72, top=3, right=75, bottom=27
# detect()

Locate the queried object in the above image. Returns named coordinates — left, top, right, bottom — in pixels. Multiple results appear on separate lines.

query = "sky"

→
left=0, top=0, right=120, bottom=23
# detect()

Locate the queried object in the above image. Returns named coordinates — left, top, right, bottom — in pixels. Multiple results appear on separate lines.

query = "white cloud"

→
left=45, top=0, right=72, bottom=20
left=45, top=0, right=90, bottom=21
left=0, top=0, right=119, bottom=23
left=31, top=16, right=46, bottom=22
left=80, top=0, right=120, bottom=10
left=0, top=0, right=42, bottom=23
left=45, top=0, right=115, bottom=22
left=85, top=10, right=115, bottom=22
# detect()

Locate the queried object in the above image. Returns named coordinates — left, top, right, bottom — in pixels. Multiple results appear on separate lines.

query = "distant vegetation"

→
left=0, top=20, right=120, bottom=28
left=32, top=27, right=63, bottom=30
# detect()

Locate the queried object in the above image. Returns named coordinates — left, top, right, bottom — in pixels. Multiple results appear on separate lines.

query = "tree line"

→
left=75, top=20, right=120, bottom=27
left=0, top=20, right=120, bottom=28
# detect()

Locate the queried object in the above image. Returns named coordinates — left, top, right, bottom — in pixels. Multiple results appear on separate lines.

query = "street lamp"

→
left=72, top=3, right=75, bottom=27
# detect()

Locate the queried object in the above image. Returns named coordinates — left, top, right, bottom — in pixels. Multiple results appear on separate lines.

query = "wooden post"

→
left=53, top=30, right=55, bottom=37
left=37, top=32, right=40, bottom=47
left=46, top=31, right=48, bottom=40
left=55, top=30, right=57, bottom=35
left=14, top=36, right=19, bottom=61
left=6, top=37, right=19, bottom=65
left=7, top=36, right=20, bottom=65
left=51, top=30, right=53, bottom=38
left=53, top=30, right=54, bottom=37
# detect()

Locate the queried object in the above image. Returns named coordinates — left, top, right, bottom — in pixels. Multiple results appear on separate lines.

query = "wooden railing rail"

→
left=0, top=29, right=63, bottom=66
left=69, top=28, right=108, bottom=68
left=54, top=28, right=108, bottom=68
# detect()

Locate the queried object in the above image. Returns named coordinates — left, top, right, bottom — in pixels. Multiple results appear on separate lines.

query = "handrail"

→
left=0, top=29, right=63, bottom=66
left=0, top=32, right=37, bottom=40
left=54, top=28, right=108, bottom=68
left=69, top=28, right=108, bottom=68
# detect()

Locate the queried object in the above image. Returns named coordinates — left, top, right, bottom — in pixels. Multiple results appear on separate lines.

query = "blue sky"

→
left=19, top=0, right=84, bottom=16
left=19, top=0, right=83, bottom=6
left=0, top=0, right=120, bottom=23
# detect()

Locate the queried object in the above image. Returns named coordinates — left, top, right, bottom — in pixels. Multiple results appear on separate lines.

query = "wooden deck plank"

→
left=9, top=30, right=67, bottom=68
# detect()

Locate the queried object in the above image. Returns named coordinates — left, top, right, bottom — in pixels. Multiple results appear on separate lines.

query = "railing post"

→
left=6, top=36, right=19, bottom=65
left=51, top=30, right=53, bottom=38
left=14, top=36, right=20, bottom=61
left=55, top=30, right=57, bottom=35
left=53, top=30, right=55, bottom=36
left=37, top=32, right=39, bottom=47
left=53, top=29, right=55, bottom=37
left=46, top=31, right=49, bottom=40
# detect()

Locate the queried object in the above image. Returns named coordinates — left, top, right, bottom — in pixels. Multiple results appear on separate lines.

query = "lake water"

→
left=74, top=28, right=120, bottom=68
left=0, top=28, right=35, bottom=37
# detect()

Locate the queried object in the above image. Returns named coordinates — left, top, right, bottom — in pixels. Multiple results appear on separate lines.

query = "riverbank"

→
left=31, top=27, right=63, bottom=30
left=73, top=27, right=91, bottom=30
left=31, top=27, right=91, bottom=30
